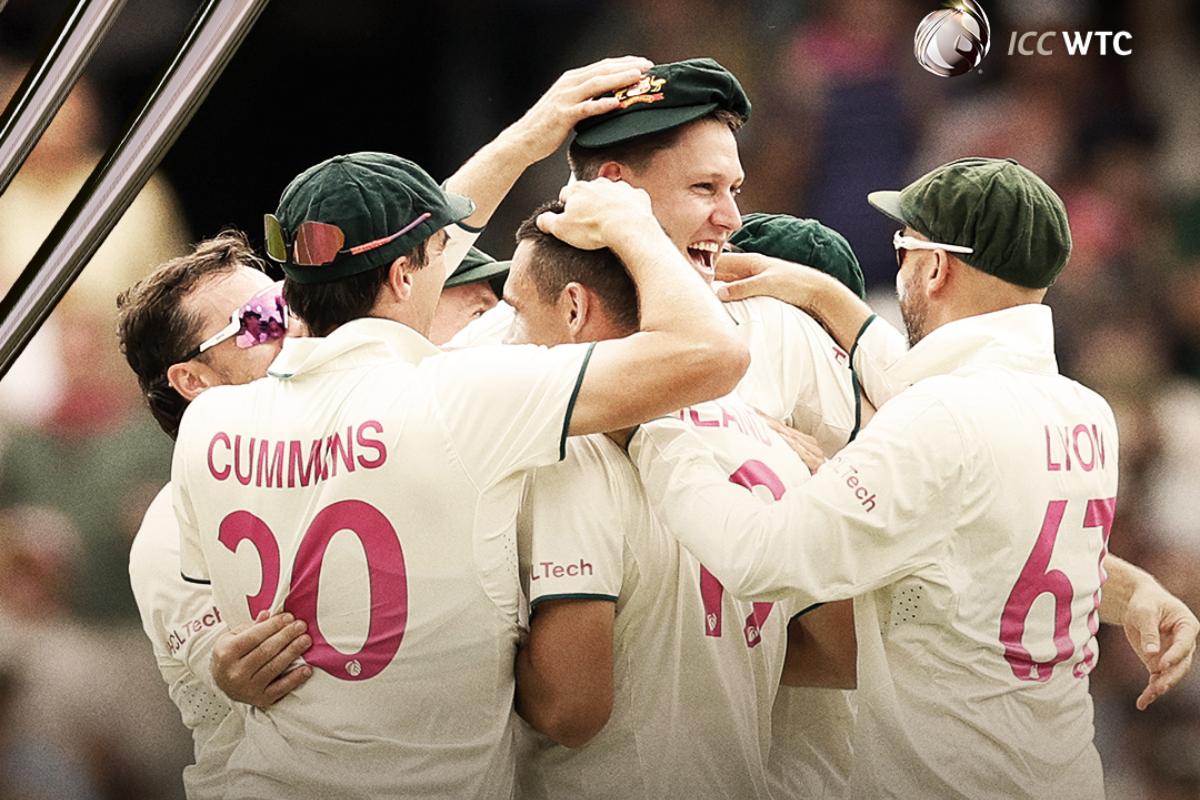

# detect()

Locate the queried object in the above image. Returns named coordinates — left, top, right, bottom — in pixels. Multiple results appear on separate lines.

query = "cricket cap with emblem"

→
left=445, top=246, right=509, bottom=296
left=572, top=57, right=751, bottom=148
left=729, top=213, right=866, bottom=299
left=272, top=151, right=474, bottom=284
left=868, top=156, right=1072, bottom=289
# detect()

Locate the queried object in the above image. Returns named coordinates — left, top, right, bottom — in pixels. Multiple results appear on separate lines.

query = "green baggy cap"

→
left=572, top=57, right=750, bottom=149
left=445, top=246, right=509, bottom=297
left=274, top=152, right=474, bottom=285
left=868, top=157, right=1071, bottom=289
left=729, top=213, right=866, bottom=299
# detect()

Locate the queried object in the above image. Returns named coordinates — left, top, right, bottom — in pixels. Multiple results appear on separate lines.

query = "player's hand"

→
left=506, top=56, right=653, bottom=165
left=211, top=610, right=313, bottom=708
left=537, top=178, right=656, bottom=250
left=715, top=252, right=821, bottom=309
left=755, top=410, right=825, bottom=473
left=1122, top=582, right=1199, bottom=710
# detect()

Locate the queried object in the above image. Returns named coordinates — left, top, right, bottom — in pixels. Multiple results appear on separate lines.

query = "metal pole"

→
left=0, top=0, right=129, bottom=198
left=0, top=0, right=271, bottom=381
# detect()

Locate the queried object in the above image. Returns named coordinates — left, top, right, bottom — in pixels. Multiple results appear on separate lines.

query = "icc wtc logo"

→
left=914, top=0, right=991, bottom=77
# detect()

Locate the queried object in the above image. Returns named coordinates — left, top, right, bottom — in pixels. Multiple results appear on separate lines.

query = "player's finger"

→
left=226, top=612, right=297, bottom=658
left=240, top=619, right=308, bottom=674
left=1125, top=601, right=1161, bottom=657
left=714, top=252, right=762, bottom=282
left=536, top=210, right=562, bottom=237
left=254, top=632, right=313, bottom=686
left=574, top=97, right=623, bottom=119
left=567, top=69, right=646, bottom=103
left=261, top=665, right=314, bottom=706
left=1157, top=618, right=1199, bottom=669
left=568, top=56, right=653, bottom=84
left=716, top=274, right=773, bottom=302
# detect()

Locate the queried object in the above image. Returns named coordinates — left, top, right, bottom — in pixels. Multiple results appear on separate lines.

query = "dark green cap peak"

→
left=868, top=157, right=1071, bottom=289
left=445, top=246, right=509, bottom=297
left=572, top=57, right=750, bottom=149
left=275, top=152, right=474, bottom=285
left=729, top=213, right=865, bottom=299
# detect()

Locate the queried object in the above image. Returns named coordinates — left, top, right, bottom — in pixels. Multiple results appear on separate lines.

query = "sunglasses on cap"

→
left=893, top=229, right=973, bottom=267
left=179, top=281, right=289, bottom=363
left=264, top=211, right=432, bottom=267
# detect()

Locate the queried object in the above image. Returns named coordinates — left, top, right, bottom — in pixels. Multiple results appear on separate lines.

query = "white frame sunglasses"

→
left=893, top=229, right=974, bottom=258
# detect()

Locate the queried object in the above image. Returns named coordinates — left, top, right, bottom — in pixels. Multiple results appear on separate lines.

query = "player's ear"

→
left=384, top=255, right=415, bottom=303
left=167, top=360, right=217, bottom=402
left=561, top=282, right=589, bottom=339
left=596, top=161, right=625, bottom=182
left=927, top=250, right=953, bottom=297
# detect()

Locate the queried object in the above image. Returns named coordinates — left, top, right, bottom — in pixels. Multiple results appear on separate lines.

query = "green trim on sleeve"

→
left=456, top=220, right=486, bottom=234
left=845, top=313, right=876, bottom=444
left=848, top=371, right=863, bottom=443
left=559, top=342, right=597, bottom=460
left=847, top=313, right=877, bottom=366
left=181, top=573, right=212, bottom=586
left=531, top=592, right=618, bottom=611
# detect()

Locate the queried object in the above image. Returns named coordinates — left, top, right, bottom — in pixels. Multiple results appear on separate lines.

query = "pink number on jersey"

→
left=700, top=565, right=724, bottom=637
left=285, top=500, right=408, bottom=682
left=1074, top=497, right=1116, bottom=678
left=699, top=460, right=784, bottom=647
left=217, top=510, right=281, bottom=618
left=730, top=460, right=783, bottom=648
left=1000, top=500, right=1081, bottom=682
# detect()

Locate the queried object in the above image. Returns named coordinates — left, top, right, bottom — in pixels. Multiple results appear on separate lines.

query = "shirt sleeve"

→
left=521, top=438, right=625, bottom=608
left=129, top=486, right=229, bottom=703
left=851, top=315, right=911, bottom=408
left=171, top=431, right=209, bottom=584
left=444, top=301, right=514, bottom=349
left=442, top=222, right=482, bottom=283
left=427, top=341, right=596, bottom=488
left=628, top=385, right=965, bottom=608
left=774, top=304, right=859, bottom=455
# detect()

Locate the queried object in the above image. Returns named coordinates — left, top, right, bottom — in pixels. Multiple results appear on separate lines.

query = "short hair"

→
left=514, top=202, right=639, bottom=332
left=116, top=230, right=265, bottom=439
left=283, top=239, right=429, bottom=338
left=567, top=109, right=744, bottom=180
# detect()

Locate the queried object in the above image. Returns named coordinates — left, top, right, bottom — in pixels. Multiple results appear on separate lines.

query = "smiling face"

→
left=616, top=118, right=745, bottom=284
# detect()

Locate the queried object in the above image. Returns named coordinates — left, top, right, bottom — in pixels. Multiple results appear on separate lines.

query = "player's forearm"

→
left=1100, top=555, right=1159, bottom=625
left=805, top=269, right=874, bottom=353
left=630, top=424, right=836, bottom=605
left=515, top=639, right=612, bottom=748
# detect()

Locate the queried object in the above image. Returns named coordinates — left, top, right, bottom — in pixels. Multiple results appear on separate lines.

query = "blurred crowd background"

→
left=0, top=0, right=1197, bottom=797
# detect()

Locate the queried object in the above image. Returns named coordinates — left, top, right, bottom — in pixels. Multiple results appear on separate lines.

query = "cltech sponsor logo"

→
left=1007, top=30, right=1132, bottom=56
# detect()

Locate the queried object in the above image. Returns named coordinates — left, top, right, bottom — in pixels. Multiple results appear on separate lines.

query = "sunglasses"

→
left=179, top=281, right=289, bottom=363
left=264, top=212, right=432, bottom=267
left=893, top=229, right=974, bottom=266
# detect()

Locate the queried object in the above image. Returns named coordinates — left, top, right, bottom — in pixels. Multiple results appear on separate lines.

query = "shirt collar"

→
left=267, top=318, right=440, bottom=379
left=889, top=304, right=1059, bottom=385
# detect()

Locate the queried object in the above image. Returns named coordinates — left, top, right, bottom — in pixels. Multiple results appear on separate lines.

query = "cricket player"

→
left=429, top=246, right=508, bottom=345
left=171, top=145, right=747, bottom=800
left=566, top=56, right=867, bottom=797
left=504, top=203, right=842, bottom=799
left=118, top=232, right=310, bottom=799
left=626, top=157, right=1197, bottom=798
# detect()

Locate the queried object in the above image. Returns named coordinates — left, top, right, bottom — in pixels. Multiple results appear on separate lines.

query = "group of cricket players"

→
left=114, top=55, right=1199, bottom=800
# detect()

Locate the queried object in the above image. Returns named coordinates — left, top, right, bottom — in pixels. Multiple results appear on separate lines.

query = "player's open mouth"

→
left=687, top=241, right=720, bottom=277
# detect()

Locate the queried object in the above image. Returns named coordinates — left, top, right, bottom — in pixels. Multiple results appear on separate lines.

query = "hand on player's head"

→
left=511, top=56, right=653, bottom=164
left=536, top=177, right=656, bottom=251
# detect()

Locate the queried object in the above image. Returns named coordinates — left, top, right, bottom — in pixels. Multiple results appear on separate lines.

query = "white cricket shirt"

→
left=172, top=318, right=593, bottom=800
left=724, top=294, right=859, bottom=456
left=724, top=293, right=859, bottom=799
left=517, top=393, right=809, bottom=800
left=129, top=484, right=243, bottom=800
left=631, top=305, right=1117, bottom=799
